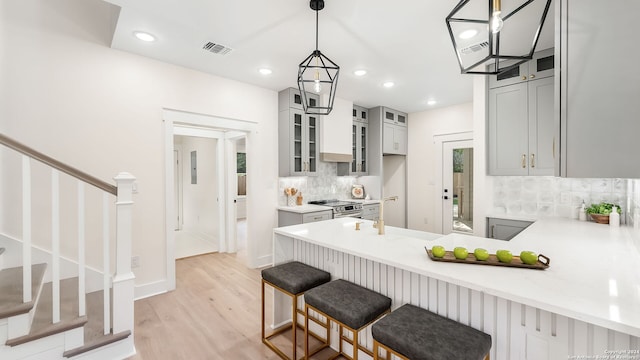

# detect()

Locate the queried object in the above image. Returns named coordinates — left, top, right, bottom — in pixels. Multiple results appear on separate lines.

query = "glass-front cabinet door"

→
left=351, top=124, right=358, bottom=173
left=289, top=109, right=318, bottom=176
left=358, top=123, right=367, bottom=174
left=307, top=115, right=318, bottom=174
left=291, top=110, right=304, bottom=175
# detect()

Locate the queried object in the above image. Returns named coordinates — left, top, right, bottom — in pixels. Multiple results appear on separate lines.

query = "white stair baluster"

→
left=103, top=192, right=111, bottom=335
left=52, top=169, right=60, bottom=323
left=22, top=155, right=32, bottom=303
left=78, top=182, right=86, bottom=317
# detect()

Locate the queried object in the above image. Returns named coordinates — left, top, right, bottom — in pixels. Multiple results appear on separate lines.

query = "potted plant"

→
left=585, top=202, right=622, bottom=224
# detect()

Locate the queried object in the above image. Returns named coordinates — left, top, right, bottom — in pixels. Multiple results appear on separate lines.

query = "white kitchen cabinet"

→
left=362, top=203, right=379, bottom=221
left=557, top=0, right=640, bottom=178
left=278, top=209, right=332, bottom=227
left=486, top=218, right=533, bottom=241
left=279, top=88, right=320, bottom=176
left=489, top=48, right=554, bottom=89
left=488, top=73, right=554, bottom=175
left=338, top=105, right=368, bottom=176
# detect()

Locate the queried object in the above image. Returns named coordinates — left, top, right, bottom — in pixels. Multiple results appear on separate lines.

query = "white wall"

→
left=407, top=103, right=474, bottom=233
left=0, top=0, right=279, bottom=291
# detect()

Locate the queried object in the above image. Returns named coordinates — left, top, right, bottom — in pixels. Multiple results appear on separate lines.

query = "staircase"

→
left=0, top=133, right=136, bottom=359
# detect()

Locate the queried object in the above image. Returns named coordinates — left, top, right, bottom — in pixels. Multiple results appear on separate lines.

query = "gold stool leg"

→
left=304, top=303, right=309, bottom=360
left=353, top=328, right=359, bottom=360
left=292, top=293, right=298, bottom=360
left=261, top=280, right=266, bottom=342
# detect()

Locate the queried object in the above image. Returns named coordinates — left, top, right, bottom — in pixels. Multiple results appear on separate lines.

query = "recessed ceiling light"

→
left=133, top=31, right=156, bottom=42
left=427, top=99, right=437, bottom=106
left=354, top=69, right=367, bottom=76
left=258, top=68, right=273, bottom=75
left=459, top=29, right=478, bottom=40
left=383, top=82, right=395, bottom=88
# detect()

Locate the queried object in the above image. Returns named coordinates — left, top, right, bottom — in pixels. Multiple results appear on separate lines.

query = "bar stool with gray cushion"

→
left=261, top=261, right=331, bottom=360
left=303, top=279, right=392, bottom=360
left=372, top=304, right=492, bottom=360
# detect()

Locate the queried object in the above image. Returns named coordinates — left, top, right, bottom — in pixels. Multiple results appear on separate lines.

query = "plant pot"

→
left=590, top=213, right=610, bottom=224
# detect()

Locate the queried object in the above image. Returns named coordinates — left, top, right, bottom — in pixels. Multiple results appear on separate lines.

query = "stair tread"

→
left=6, top=276, right=126, bottom=353
left=63, top=330, right=131, bottom=358
left=0, top=263, right=47, bottom=318
left=6, top=277, right=87, bottom=346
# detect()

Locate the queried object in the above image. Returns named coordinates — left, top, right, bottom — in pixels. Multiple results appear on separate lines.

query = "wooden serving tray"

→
left=425, top=247, right=550, bottom=270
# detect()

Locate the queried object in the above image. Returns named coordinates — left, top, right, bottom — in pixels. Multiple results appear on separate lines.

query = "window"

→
left=237, top=152, right=246, bottom=195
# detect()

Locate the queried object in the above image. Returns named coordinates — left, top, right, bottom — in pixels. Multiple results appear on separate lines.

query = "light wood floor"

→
left=128, top=252, right=287, bottom=360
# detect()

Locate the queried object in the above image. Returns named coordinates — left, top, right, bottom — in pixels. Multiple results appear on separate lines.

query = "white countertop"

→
left=273, top=217, right=640, bottom=337
left=276, top=204, right=332, bottom=214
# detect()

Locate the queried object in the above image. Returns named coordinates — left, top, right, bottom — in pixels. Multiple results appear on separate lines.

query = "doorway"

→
left=163, top=108, right=257, bottom=291
left=443, top=141, right=474, bottom=234
left=173, top=135, right=220, bottom=259
left=434, top=132, right=473, bottom=235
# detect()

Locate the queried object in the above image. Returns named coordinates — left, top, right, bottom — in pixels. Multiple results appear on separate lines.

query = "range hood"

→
left=319, top=95, right=352, bottom=162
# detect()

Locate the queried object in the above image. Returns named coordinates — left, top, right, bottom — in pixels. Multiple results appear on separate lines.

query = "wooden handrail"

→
left=0, top=133, right=117, bottom=195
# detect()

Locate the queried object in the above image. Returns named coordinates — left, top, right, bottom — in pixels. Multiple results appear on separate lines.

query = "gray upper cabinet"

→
left=488, top=51, right=555, bottom=176
left=377, top=107, right=407, bottom=155
left=558, top=0, right=640, bottom=178
left=489, top=48, right=554, bottom=89
left=383, top=123, right=407, bottom=155
left=338, top=105, right=368, bottom=176
left=278, top=88, right=320, bottom=177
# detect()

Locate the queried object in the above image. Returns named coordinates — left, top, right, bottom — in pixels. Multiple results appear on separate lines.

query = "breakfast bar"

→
left=272, top=217, right=640, bottom=360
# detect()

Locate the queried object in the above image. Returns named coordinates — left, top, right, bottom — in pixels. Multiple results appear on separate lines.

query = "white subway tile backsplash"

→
left=492, top=177, right=637, bottom=222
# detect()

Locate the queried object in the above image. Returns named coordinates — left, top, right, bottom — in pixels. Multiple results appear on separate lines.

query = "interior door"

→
left=442, top=140, right=474, bottom=235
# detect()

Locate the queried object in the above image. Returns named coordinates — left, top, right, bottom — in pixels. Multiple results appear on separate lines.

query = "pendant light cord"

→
left=315, top=6, right=319, bottom=51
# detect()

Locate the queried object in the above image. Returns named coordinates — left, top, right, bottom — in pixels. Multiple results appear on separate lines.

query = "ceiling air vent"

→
left=459, top=41, right=489, bottom=55
left=202, top=42, right=233, bottom=55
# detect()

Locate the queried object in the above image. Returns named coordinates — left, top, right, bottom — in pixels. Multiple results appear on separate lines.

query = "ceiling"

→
left=104, top=0, right=554, bottom=113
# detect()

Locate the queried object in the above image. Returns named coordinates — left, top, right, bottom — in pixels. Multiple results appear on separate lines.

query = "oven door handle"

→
left=333, top=212, right=363, bottom=219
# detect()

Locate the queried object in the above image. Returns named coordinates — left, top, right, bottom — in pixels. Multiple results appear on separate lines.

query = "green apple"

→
left=431, top=245, right=446, bottom=258
left=453, top=247, right=469, bottom=260
left=496, top=249, right=513, bottom=263
left=520, top=251, right=538, bottom=265
left=473, top=248, right=490, bottom=261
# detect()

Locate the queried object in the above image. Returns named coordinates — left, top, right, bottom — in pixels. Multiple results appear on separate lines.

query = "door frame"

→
left=163, top=108, right=257, bottom=291
left=434, top=132, right=473, bottom=234
left=173, top=147, right=183, bottom=231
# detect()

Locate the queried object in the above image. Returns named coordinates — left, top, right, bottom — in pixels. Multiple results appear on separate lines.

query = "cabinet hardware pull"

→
left=491, top=225, right=495, bottom=238
left=521, top=76, right=527, bottom=80
left=521, top=154, right=526, bottom=168
left=552, top=137, right=556, bottom=160
left=530, top=154, right=535, bottom=168
left=530, top=74, right=536, bottom=79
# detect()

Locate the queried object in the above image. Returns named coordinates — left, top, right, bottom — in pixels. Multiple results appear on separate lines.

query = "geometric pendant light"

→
left=297, top=0, right=340, bottom=115
left=446, top=0, right=552, bottom=75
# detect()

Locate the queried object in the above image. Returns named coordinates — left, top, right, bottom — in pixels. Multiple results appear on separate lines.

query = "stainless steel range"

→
left=308, top=199, right=363, bottom=218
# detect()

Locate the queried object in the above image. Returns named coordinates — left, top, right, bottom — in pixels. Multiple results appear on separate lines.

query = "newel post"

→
left=112, top=172, right=136, bottom=334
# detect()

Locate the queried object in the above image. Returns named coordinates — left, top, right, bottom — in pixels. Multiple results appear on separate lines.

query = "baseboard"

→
left=134, top=280, right=168, bottom=300
left=253, top=254, right=272, bottom=269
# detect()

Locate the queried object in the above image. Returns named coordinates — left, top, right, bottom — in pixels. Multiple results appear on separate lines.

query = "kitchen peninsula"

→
left=272, top=218, right=640, bottom=360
